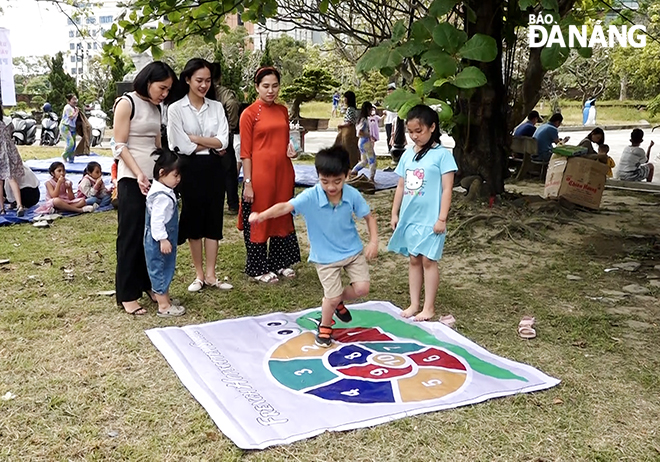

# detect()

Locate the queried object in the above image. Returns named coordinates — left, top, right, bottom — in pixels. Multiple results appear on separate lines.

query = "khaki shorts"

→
left=315, top=253, right=370, bottom=299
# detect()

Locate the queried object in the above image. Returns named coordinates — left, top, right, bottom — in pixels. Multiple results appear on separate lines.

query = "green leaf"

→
left=384, top=88, right=417, bottom=110
left=433, top=78, right=449, bottom=88
left=458, top=34, right=498, bottom=62
left=386, top=49, right=404, bottom=69
left=432, top=23, right=467, bottom=54
left=411, top=17, right=438, bottom=42
left=541, top=0, right=559, bottom=11
left=540, top=43, right=570, bottom=70
left=577, top=46, right=592, bottom=58
left=397, top=40, right=428, bottom=58
left=398, top=98, right=422, bottom=119
left=429, top=0, right=459, bottom=18
left=413, top=77, right=425, bottom=96
left=392, top=19, right=406, bottom=43
left=421, top=48, right=458, bottom=77
left=519, top=0, right=535, bottom=10
left=465, top=5, right=477, bottom=23
left=319, top=0, right=330, bottom=13
left=356, top=45, right=390, bottom=73
left=150, top=45, right=163, bottom=60
left=451, top=66, right=487, bottom=88
left=430, top=100, right=454, bottom=121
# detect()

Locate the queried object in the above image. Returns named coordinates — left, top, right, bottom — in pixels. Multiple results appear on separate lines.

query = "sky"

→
left=0, top=1, right=69, bottom=58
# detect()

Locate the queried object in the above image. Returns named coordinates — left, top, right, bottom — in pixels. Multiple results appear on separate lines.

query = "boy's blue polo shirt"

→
left=289, top=183, right=371, bottom=265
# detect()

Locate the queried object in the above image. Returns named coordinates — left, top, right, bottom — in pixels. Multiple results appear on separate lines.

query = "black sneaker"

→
left=315, top=325, right=333, bottom=347
left=334, top=302, right=352, bottom=323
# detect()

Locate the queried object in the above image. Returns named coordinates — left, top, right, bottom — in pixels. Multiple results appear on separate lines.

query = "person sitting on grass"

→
left=249, top=145, right=379, bottom=347
left=76, top=161, right=112, bottom=208
left=617, top=128, right=655, bottom=182
left=35, top=161, right=97, bottom=215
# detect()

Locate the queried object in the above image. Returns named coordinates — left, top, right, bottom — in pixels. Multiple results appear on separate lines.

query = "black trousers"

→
left=115, top=178, right=151, bottom=305
left=241, top=200, right=301, bottom=277
left=223, top=133, right=239, bottom=211
left=385, top=123, right=392, bottom=153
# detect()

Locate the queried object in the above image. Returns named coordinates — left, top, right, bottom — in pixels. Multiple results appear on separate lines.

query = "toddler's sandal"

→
left=157, top=305, right=186, bottom=318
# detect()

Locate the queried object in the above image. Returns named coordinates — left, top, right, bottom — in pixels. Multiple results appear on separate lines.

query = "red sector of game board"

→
left=333, top=327, right=393, bottom=343
left=339, top=363, right=413, bottom=380
left=408, top=348, right=467, bottom=371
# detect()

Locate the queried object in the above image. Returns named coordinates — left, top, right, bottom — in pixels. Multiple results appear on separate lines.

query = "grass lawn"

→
left=1, top=148, right=659, bottom=461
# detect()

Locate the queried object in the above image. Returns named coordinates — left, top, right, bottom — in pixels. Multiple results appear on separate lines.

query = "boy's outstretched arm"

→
left=363, top=213, right=379, bottom=260
left=249, top=202, right=294, bottom=224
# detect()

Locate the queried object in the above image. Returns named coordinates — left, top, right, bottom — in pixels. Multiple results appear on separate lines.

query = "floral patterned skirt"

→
left=0, top=120, right=24, bottom=181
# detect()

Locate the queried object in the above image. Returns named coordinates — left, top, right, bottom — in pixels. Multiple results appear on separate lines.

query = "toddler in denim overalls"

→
left=144, top=149, right=186, bottom=317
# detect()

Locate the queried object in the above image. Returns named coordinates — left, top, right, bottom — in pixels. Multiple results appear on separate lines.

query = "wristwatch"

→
left=244, top=178, right=252, bottom=184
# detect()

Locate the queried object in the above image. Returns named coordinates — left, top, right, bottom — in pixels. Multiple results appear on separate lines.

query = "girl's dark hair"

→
left=133, top=61, right=178, bottom=104
left=84, top=161, right=102, bottom=176
left=171, top=58, right=216, bottom=103
left=65, top=93, right=76, bottom=102
left=315, top=145, right=350, bottom=176
left=587, top=127, right=605, bottom=145
left=343, top=91, right=356, bottom=109
left=152, top=148, right=181, bottom=180
left=49, top=161, right=65, bottom=176
left=254, top=66, right=281, bottom=85
left=359, top=101, right=373, bottom=121
left=406, top=104, right=441, bottom=162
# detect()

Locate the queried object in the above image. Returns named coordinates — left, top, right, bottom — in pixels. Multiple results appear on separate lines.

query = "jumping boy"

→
left=249, top=145, right=379, bottom=347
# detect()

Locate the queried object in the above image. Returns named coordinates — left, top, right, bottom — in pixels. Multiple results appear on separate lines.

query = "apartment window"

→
left=78, top=67, right=83, bottom=74
left=71, top=56, right=76, bottom=62
left=86, top=17, right=96, bottom=24
left=69, top=43, right=75, bottom=50
left=93, top=43, right=98, bottom=49
left=100, top=15, right=113, bottom=24
left=69, top=30, right=74, bottom=38
left=87, top=43, right=92, bottom=49
left=71, top=68, right=77, bottom=74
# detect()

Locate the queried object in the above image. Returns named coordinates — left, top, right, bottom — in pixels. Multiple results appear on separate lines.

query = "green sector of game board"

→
left=269, top=358, right=338, bottom=391
left=362, top=342, right=425, bottom=354
left=296, top=309, right=528, bottom=382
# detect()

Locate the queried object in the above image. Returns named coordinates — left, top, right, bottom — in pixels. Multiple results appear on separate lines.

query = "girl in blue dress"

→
left=388, top=105, right=457, bottom=321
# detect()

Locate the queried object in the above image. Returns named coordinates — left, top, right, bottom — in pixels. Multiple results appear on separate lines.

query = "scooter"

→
left=88, top=108, right=107, bottom=147
left=11, top=111, right=37, bottom=145
left=40, top=111, right=60, bottom=146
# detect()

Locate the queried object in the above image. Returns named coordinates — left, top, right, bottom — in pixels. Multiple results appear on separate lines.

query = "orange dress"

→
left=237, top=101, right=295, bottom=243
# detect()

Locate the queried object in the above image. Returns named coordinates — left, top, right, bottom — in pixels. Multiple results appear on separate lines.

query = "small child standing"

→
left=144, top=149, right=185, bottom=318
left=368, top=107, right=381, bottom=143
left=350, top=101, right=377, bottom=182
left=35, top=161, right=96, bottom=214
left=617, top=128, right=654, bottom=182
left=388, top=105, right=457, bottom=322
left=249, top=145, right=379, bottom=347
left=77, top=161, right=112, bottom=208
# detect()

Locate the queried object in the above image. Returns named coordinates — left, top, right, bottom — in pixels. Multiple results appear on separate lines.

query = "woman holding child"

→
left=578, top=127, right=605, bottom=155
left=237, top=66, right=301, bottom=284
left=167, top=58, right=233, bottom=293
left=113, top=61, right=178, bottom=315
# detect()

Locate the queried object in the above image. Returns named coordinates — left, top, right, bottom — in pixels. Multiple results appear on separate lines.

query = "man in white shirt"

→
left=384, top=83, right=401, bottom=172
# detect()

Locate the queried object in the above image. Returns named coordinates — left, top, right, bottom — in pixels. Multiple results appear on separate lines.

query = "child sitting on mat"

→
left=144, top=149, right=185, bottom=318
left=76, top=161, right=112, bottom=208
left=249, top=145, right=378, bottom=347
left=35, top=161, right=97, bottom=214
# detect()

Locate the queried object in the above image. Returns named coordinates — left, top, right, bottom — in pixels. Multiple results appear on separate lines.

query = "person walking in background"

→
left=238, top=66, right=301, bottom=284
left=384, top=83, right=399, bottom=171
left=168, top=58, right=233, bottom=293
left=113, top=61, right=177, bottom=315
left=331, top=90, right=340, bottom=118
left=350, top=101, right=377, bottom=183
left=60, top=93, right=79, bottom=162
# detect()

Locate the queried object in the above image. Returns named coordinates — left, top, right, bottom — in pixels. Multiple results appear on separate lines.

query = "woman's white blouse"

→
left=167, top=95, right=229, bottom=155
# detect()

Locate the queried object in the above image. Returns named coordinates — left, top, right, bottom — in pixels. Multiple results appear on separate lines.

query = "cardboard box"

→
left=543, top=154, right=609, bottom=209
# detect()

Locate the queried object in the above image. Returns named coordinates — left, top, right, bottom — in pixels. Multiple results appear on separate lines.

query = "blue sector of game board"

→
left=306, top=378, right=395, bottom=403
left=269, top=359, right=338, bottom=391
left=363, top=342, right=425, bottom=354
left=328, top=345, right=372, bottom=367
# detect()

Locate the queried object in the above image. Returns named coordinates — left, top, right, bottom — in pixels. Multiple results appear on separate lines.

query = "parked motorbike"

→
left=40, top=112, right=60, bottom=146
left=88, top=108, right=107, bottom=147
left=11, top=112, right=37, bottom=145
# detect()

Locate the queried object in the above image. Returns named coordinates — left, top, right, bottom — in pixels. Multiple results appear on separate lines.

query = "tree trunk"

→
left=290, top=97, right=303, bottom=120
left=619, top=75, right=627, bottom=101
left=453, top=0, right=509, bottom=196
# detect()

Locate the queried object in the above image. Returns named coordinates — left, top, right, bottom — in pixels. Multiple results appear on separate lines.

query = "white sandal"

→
left=205, top=278, right=233, bottom=290
left=277, top=268, right=296, bottom=279
left=187, top=278, right=204, bottom=292
left=253, top=272, right=279, bottom=284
